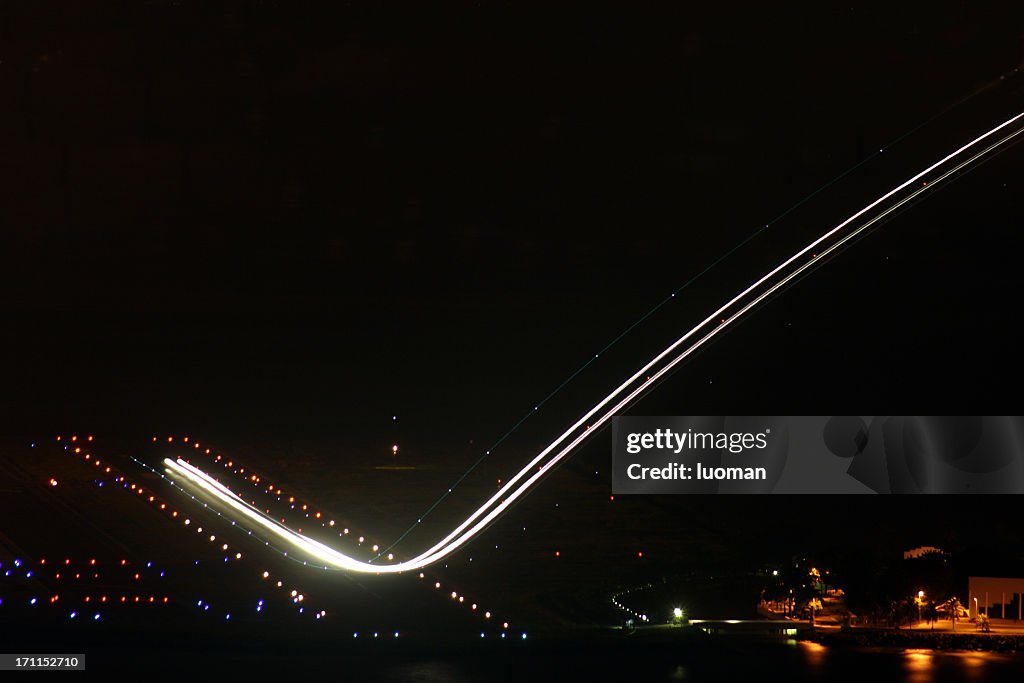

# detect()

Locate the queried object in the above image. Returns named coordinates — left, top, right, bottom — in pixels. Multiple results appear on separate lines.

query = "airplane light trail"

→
left=165, top=110, right=1024, bottom=573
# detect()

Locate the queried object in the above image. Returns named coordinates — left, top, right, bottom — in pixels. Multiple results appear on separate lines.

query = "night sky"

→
left=3, top=2, right=1023, bottom=447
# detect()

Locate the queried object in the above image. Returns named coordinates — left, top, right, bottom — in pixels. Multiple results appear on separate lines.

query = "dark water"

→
left=374, top=640, right=1024, bottom=683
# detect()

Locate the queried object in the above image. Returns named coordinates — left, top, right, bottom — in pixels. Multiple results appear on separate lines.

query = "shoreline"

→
left=807, top=628, right=1024, bottom=653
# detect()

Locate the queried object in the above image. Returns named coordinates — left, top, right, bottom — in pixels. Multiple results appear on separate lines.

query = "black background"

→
left=3, top=1, right=1023, bottom=446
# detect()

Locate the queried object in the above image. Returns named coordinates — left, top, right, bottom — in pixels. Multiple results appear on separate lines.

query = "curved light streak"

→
left=165, top=110, right=1024, bottom=573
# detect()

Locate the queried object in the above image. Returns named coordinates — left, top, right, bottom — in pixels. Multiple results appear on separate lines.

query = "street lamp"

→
left=916, top=590, right=925, bottom=624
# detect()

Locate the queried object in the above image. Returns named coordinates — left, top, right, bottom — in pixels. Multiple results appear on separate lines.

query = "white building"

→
left=968, top=576, right=1024, bottom=620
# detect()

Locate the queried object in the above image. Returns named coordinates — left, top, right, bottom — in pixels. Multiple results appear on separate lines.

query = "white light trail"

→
left=165, top=111, right=1024, bottom=573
